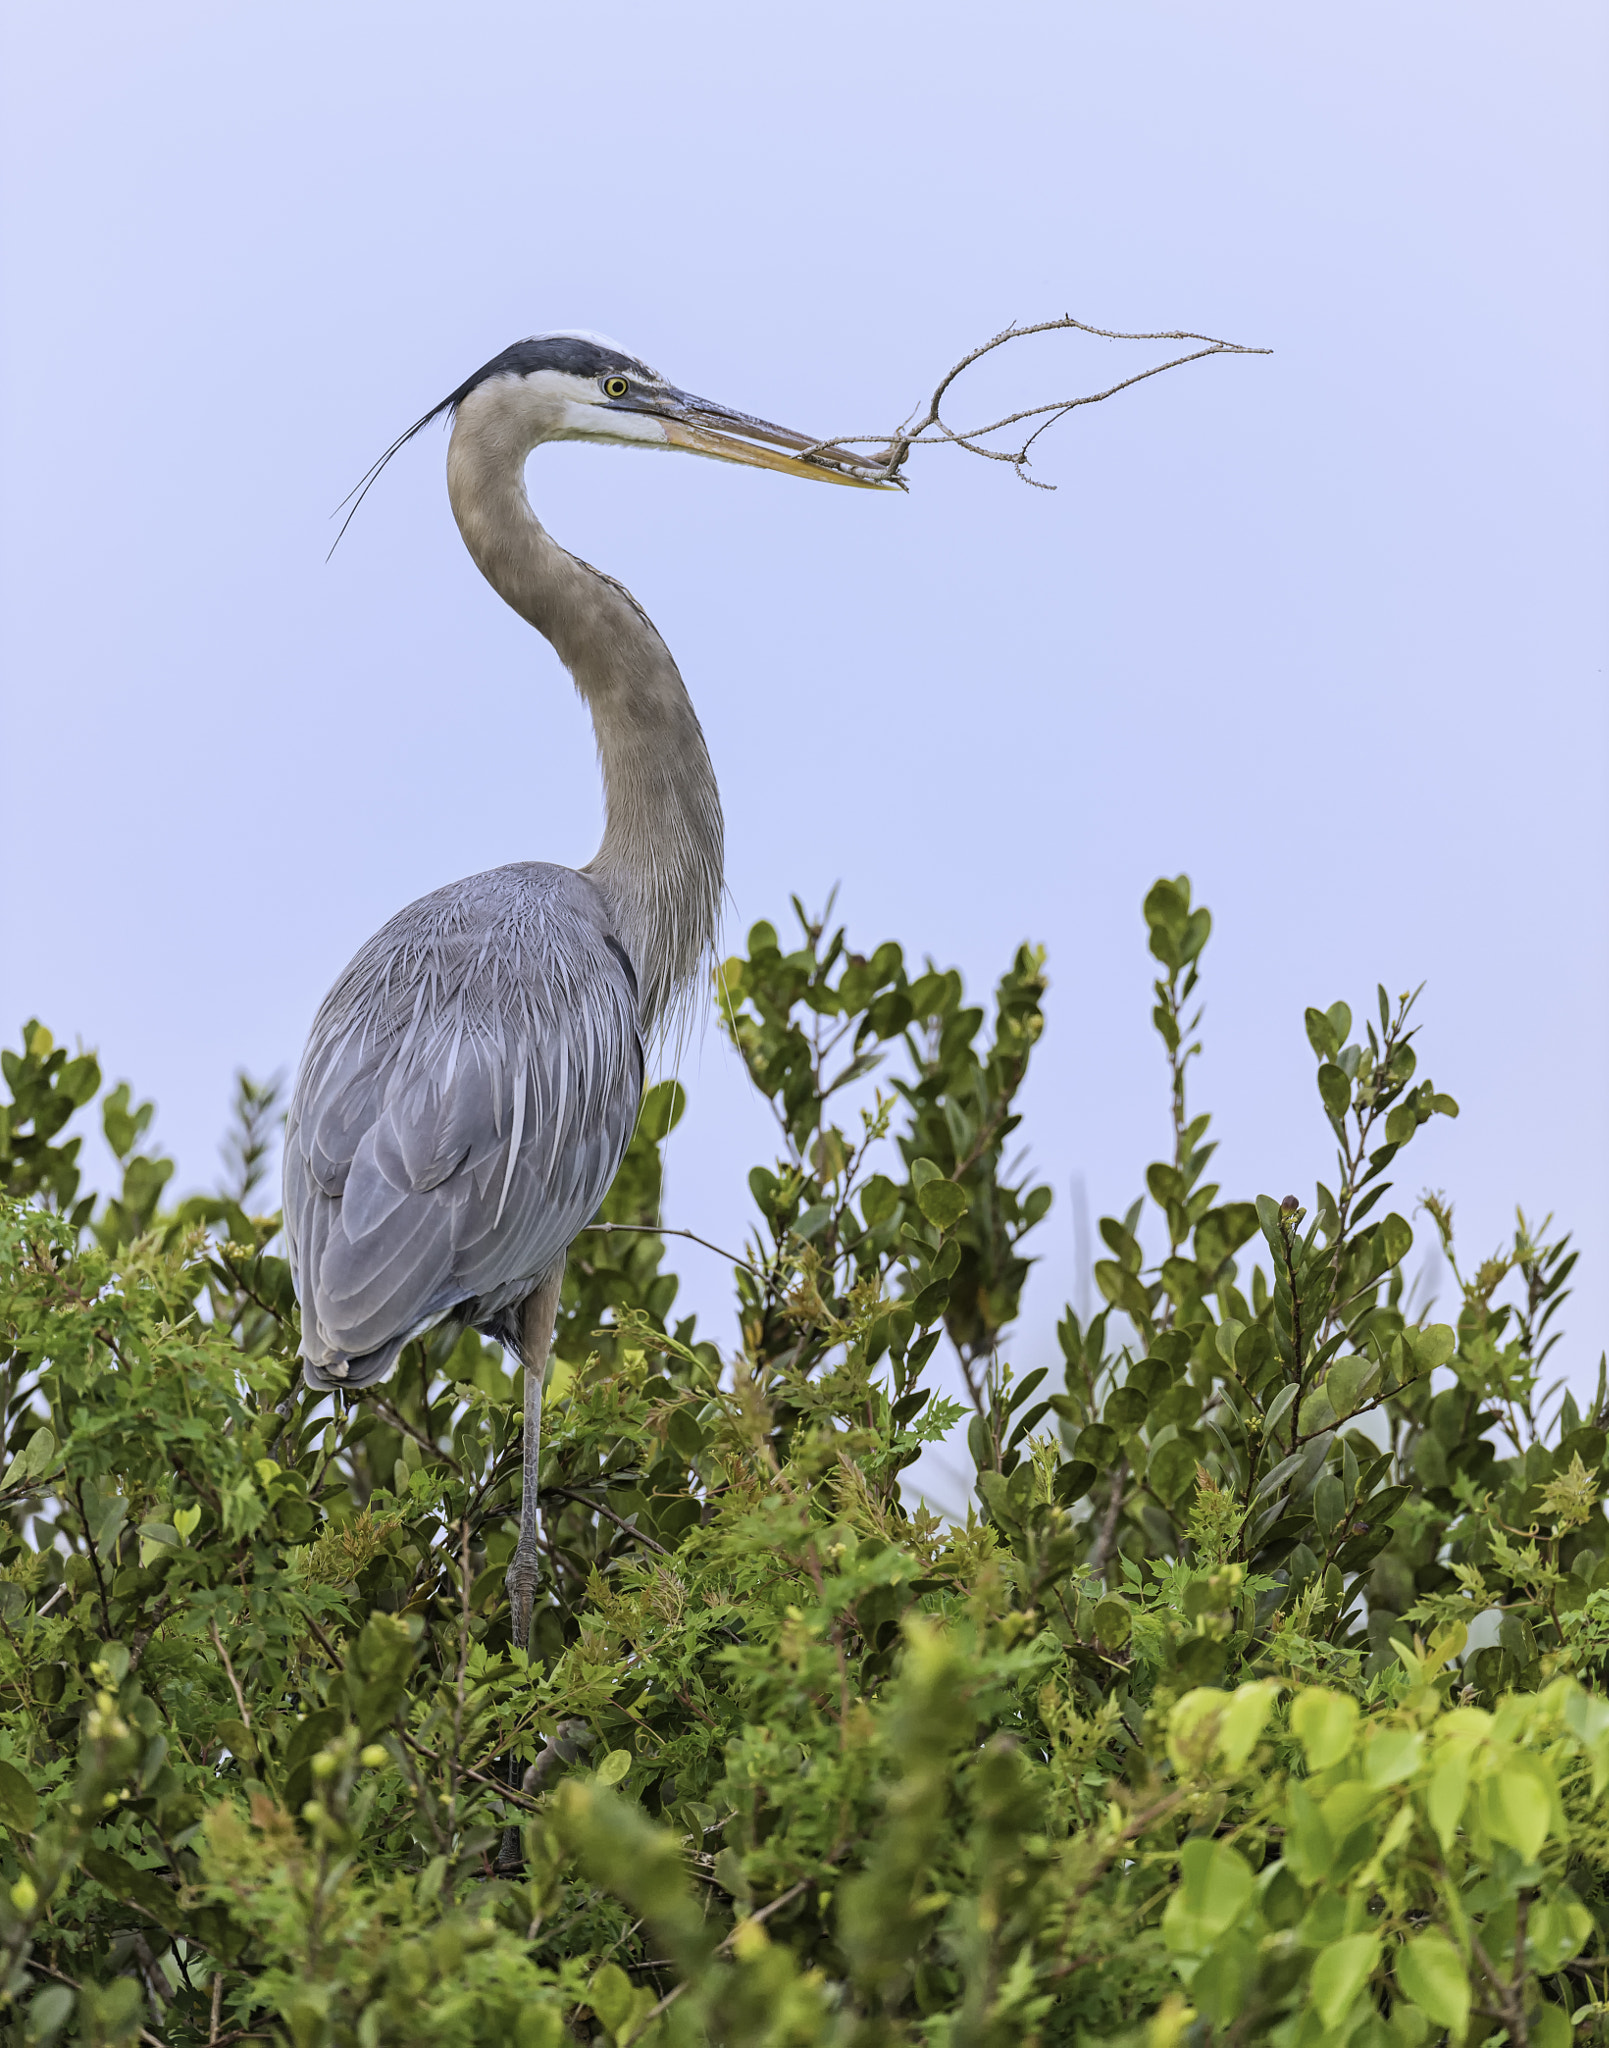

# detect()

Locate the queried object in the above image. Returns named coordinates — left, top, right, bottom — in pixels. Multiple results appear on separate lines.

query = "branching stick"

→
left=804, top=313, right=1269, bottom=489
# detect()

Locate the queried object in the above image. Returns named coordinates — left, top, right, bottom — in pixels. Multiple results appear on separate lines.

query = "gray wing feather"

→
left=284, top=863, right=643, bottom=1388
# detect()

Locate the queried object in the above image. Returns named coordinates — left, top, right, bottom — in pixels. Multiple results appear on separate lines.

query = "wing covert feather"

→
left=284, top=864, right=643, bottom=1384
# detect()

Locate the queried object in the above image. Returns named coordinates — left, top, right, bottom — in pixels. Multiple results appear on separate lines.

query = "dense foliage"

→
left=0, top=880, right=1605, bottom=2047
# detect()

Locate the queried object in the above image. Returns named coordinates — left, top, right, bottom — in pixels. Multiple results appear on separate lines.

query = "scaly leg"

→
left=499, top=1265, right=564, bottom=1877
left=506, top=1265, right=564, bottom=1657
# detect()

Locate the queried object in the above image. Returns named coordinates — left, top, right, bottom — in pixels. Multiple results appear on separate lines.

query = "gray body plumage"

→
left=285, top=861, right=642, bottom=1388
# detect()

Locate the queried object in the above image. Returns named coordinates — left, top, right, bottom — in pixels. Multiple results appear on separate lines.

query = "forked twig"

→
left=805, top=313, right=1270, bottom=490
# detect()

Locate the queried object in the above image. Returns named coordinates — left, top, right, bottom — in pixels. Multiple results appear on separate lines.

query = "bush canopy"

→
left=0, top=879, right=1605, bottom=2047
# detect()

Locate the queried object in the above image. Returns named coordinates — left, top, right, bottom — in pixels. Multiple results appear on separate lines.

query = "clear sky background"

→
left=3, top=2, right=1604, bottom=1505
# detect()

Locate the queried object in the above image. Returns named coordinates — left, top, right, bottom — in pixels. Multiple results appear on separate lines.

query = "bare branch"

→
left=208, top=1618, right=252, bottom=1730
left=588, top=1220, right=768, bottom=1281
left=804, top=313, right=1270, bottom=489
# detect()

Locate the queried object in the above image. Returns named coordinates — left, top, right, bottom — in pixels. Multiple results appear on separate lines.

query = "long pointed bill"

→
left=658, top=396, right=897, bottom=489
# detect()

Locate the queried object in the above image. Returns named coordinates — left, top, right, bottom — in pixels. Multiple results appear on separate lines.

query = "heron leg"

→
left=506, top=1265, right=564, bottom=1658
left=499, top=1266, right=564, bottom=1878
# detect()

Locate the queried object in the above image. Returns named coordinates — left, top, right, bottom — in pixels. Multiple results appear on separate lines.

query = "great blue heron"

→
left=284, top=332, right=890, bottom=1650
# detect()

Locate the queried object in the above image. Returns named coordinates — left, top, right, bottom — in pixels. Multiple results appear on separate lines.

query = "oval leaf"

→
left=1396, top=1929, right=1470, bottom=2036
left=0, top=1760, right=38, bottom=1833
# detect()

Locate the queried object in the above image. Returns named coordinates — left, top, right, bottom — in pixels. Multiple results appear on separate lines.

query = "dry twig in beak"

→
left=802, top=313, right=1271, bottom=489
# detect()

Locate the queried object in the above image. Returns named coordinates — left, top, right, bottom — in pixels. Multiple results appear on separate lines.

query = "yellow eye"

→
left=603, top=376, right=629, bottom=399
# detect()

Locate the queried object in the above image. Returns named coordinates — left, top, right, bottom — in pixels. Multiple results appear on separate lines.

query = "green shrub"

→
left=0, top=881, right=1603, bottom=2045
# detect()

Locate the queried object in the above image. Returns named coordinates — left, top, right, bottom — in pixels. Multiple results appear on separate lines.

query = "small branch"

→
left=208, top=1618, right=252, bottom=1729
left=544, top=1485, right=671, bottom=1556
left=621, top=1879, right=814, bottom=2045
left=73, top=1480, right=114, bottom=1639
left=368, top=1396, right=464, bottom=1476
left=128, top=1594, right=174, bottom=1675
left=301, top=1610, right=345, bottom=1671
left=1088, top=1459, right=1130, bottom=1576
left=804, top=313, right=1270, bottom=489
left=589, top=1221, right=768, bottom=1281
left=25, top=1960, right=169, bottom=2048
left=448, top=1517, right=472, bottom=1833
left=399, top=1725, right=547, bottom=1816
left=129, top=1931, right=170, bottom=2029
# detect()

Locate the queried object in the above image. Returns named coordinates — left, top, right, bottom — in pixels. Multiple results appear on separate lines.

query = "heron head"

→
left=444, top=331, right=896, bottom=489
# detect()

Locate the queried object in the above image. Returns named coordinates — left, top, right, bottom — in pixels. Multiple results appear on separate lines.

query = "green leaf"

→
left=1147, top=1437, right=1199, bottom=1506
left=1255, top=1192, right=1286, bottom=1258
left=1160, top=1838, right=1254, bottom=1952
left=1482, top=1756, right=1554, bottom=1860
left=1074, top=1423, right=1118, bottom=1468
left=1282, top=1782, right=1333, bottom=1883
left=1094, top=1261, right=1153, bottom=1323
left=1219, top=1682, right=1278, bottom=1768
left=667, top=1409, right=706, bottom=1459
left=1104, top=1386, right=1148, bottom=1430
left=0, top=1760, right=38, bottom=1833
left=1424, top=1747, right=1470, bottom=1852
left=1234, top=1323, right=1277, bottom=1384
left=1317, top=1064, right=1350, bottom=1119
left=1312, top=1473, right=1346, bottom=1539
left=1054, top=1459, right=1096, bottom=1505
left=1312, top=1933, right=1379, bottom=2026
left=1305, top=1006, right=1340, bottom=1060
left=1379, top=1212, right=1413, bottom=1266
left=81, top=1846, right=181, bottom=1931
left=0, top=1426, right=56, bottom=1492
left=1325, top=1355, right=1379, bottom=1419
left=1260, top=1376, right=1293, bottom=1441
left=587, top=1962, right=637, bottom=2040
left=595, top=1750, right=632, bottom=1787
left=1363, top=1728, right=1421, bottom=1787
left=1098, top=1216, right=1143, bottom=1271
left=26, top=1986, right=73, bottom=2041
left=638, top=1079, right=687, bottom=1141
left=1394, top=1929, right=1470, bottom=2035
left=1406, top=1323, right=1456, bottom=1370
left=1291, top=1688, right=1358, bottom=1770
left=1092, top=1596, right=1131, bottom=1650
left=915, top=1180, right=969, bottom=1231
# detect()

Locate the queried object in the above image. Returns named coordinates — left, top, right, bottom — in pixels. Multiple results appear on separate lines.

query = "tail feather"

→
left=301, top=1334, right=409, bottom=1392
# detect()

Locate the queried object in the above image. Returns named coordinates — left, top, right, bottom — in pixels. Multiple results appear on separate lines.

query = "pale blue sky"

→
left=3, top=2, right=1604, bottom=1493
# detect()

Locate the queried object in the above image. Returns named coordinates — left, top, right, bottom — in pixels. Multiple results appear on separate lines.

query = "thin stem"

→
left=591, top=1221, right=768, bottom=1281
left=620, top=1879, right=814, bottom=2046
left=73, top=1480, right=113, bottom=1638
left=208, top=1618, right=252, bottom=1730
left=369, top=1396, right=465, bottom=1476
left=543, top=1484, right=671, bottom=1556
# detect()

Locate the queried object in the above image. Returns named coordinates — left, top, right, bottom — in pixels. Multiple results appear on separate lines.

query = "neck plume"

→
left=445, top=395, right=724, bottom=1033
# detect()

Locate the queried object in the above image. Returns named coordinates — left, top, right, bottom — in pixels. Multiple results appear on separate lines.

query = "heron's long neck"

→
left=446, top=418, right=724, bottom=1031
